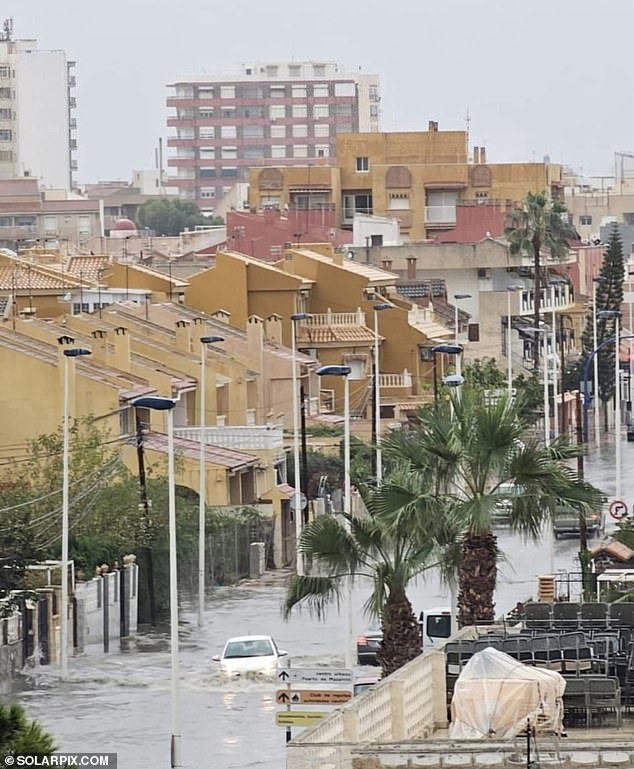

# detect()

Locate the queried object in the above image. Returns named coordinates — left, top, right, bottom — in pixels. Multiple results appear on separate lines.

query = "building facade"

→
left=166, top=61, right=379, bottom=215
left=0, top=22, right=77, bottom=190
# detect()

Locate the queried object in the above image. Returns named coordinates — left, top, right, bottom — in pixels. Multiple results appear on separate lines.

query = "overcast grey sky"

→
left=6, top=0, right=633, bottom=184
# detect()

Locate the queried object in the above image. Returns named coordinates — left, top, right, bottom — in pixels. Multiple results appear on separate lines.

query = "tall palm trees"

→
left=381, top=390, right=601, bottom=627
left=505, top=192, right=577, bottom=369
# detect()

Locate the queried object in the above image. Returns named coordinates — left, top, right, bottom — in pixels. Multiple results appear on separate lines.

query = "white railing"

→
left=520, top=284, right=572, bottom=315
left=379, top=370, right=412, bottom=388
left=408, top=306, right=434, bottom=325
left=302, top=308, right=366, bottom=327
left=424, top=205, right=456, bottom=224
left=174, top=424, right=284, bottom=451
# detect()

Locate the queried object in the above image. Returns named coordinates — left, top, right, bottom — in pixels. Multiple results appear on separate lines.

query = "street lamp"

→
left=197, top=335, right=224, bottom=629
left=373, top=303, right=392, bottom=485
left=132, top=395, right=181, bottom=768
left=506, top=285, right=524, bottom=398
left=549, top=278, right=567, bottom=439
left=59, top=343, right=91, bottom=679
left=592, top=276, right=608, bottom=447
left=628, top=271, right=634, bottom=415
left=291, top=313, right=311, bottom=576
left=315, top=365, right=353, bottom=668
left=453, top=293, right=471, bottom=377
left=431, top=343, right=463, bottom=402
left=598, top=309, right=621, bottom=501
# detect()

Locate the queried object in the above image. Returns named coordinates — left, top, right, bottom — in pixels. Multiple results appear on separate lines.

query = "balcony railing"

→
left=520, top=284, right=573, bottom=315
left=174, top=424, right=284, bottom=452
left=301, top=308, right=366, bottom=327
left=425, top=205, right=456, bottom=224
left=379, top=370, right=412, bottom=388
left=408, top=306, right=435, bottom=325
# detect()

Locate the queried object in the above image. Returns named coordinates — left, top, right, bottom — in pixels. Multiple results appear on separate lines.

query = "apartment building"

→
left=249, top=124, right=563, bottom=241
left=167, top=61, right=380, bottom=214
left=0, top=21, right=77, bottom=189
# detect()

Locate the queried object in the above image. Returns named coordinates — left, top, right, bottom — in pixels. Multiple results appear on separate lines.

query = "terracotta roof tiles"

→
left=296, top=325, right=376, bottom=344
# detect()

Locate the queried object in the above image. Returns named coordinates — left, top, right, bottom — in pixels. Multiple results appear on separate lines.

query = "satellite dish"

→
left=289, top=492, right=308, bottom=511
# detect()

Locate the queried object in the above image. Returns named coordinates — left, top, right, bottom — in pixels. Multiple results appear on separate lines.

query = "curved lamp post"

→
left=316, top=365, right=352, bottom=668
left=453, top=293, right=471, bottom=377
left=291, top=313, right=311, bottom=576
left=373, top=303, right=392, bottom=485
left=60, top=345, right=91, bottom=679
left=431, top=344, right=462, bottom=402
left=132, top=396, right=181, bottom=768
left=197, top=335, right=224, bottom=629
left=506, top=285, right=524, bottom=398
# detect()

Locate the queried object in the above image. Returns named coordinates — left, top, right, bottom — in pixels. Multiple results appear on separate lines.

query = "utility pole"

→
left=299, top=384, right=309, bottom=526
left=135, top=409, right=156, bottom=625
left=559, top=315, right=566, bottom=433
left=576, top=391, right=590, bottom=599
left=371, top=361, right=377, bottom=478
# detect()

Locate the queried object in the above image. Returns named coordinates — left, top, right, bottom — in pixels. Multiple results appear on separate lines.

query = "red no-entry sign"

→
left=609, top=500, right=628, bottom=520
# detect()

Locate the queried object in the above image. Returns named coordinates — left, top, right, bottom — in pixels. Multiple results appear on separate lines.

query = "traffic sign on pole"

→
left=609, top=499, right=628, bottom=520
left=276, top=668, right=353, bottom=685
left=275, top=711, right=328, bottom=727
left=276, top=689, right=352, bottom=705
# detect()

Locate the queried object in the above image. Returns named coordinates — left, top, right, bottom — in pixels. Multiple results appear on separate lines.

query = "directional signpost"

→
left=276, top=668, right=353, bottom=685
left=275, top=711, right=328, bottom=727
left=276, top=689, right=351, bottom=705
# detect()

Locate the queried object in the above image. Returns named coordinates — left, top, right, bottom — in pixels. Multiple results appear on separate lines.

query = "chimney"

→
left=381, top=259, right=393, bottom=271
left=473, top=146, right=480, bottom=164
left=247, top=314, right=264, bottom=358
left=110, top=326, right=130, bottom=372
left=90, top=329, right=108, bottom=363
left=428, top=120, right=438, bottom=132
left=211, top=309, right=231, bottom=324
left=265, top=313, right=283, bottom=345
left=480, top=146, right=486, bottom=164
left=406, top=256, right=417, bottom=280
left=174, top=319, right=191, bottom=353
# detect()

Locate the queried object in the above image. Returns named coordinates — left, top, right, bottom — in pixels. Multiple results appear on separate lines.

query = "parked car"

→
left=353, top=675, right=379, bottom=696
left=212, top=634, right=288, bottom=677
left=553, top=505, right=605, bottom=539
left=356, top=607, right=451, bottom=666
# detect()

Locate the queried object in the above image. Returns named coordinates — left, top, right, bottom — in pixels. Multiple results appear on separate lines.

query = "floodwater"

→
left=3, top=441, right=628, bottom=769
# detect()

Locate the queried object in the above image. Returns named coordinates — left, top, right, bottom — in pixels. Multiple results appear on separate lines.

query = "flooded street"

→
left=4, top=443, right=628, bottom=769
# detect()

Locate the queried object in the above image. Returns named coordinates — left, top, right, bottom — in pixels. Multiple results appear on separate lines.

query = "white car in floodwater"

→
left=213, top=634, right=288, bottom=677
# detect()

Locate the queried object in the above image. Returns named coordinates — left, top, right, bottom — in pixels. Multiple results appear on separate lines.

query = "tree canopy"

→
left=0, top=703, right=55, bottom=760
left=137, top=198, right=223, bottom=236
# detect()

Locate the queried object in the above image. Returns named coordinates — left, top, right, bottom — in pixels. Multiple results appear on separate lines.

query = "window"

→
left=369, top=85, right=379, bottom=101
left=370, top=105, right=379, bottom=118
left=0, top=67, right=10, bottom=78
left=199, top=167, right=216, bottom=178
left=313, top=84, right=329, bottom=98
left=78, top=215, right=91, bottom=236
left=315, top=144, right=330, bottom=158
left=313, top=64, right=326, bottom=77
left=314, top=123, right=330, bottom=138
left=388, top=192, right=410, bottom=210
left=221, top=167, right=238, bottom=178
left=0, top=150, right=12, bottom=161
left=292, top=124, right=307, bottom=138
left=313, top=104, right=329, bottom=119
left=293, top=145, right=308, bottom=158
left=292, top=85, right=307, bottom=98
left=221, top=107, right=236, bottom=118
left=270, top=104, right=285, bottom=119
left=43, top=215, right=58, bottom=233
left=335, top=103, right=353, bottom=117
left=199, top=188, right=216, bottom=199
left=220, top=85, right=235, bottom=99
left=244, top=146, right=265, bottom=159
left=270, top=85, right=286, bottom=98
left=270, top=124, right=286, bottom=138
left=198, top=108, right=214, bottom=118
left=0, top=129, right=10, bottom=141
left=0, top=109, right=10, bottom=120
left=178, top=127, right=195, bottom=139
left=0, top=88, right=12, bottom=99
left=221, top=146, right=238, bottom=159
left=199, top=147, right=215, bottom=159
left=343, top=193, right=372, bottom=220
left=197, top=87, right=214, bottom=98
left=356, top=156, right=369, bottom=172
left=244, top=106, right=264, bottom=119
left=337, top=124, right=353, bottom=133
left=271, top=145, right=286, bottom=158
left=335, top=82, right=355, bottom=97
left=261, top=194, right=281, bottom=207
left=199, top=127, right=215, bottom=139
left=220, top=125, right=237, bottom=139
left=292, top=104, right=307, bottom=118
left=242, top=85, right=263, bottom=99
left=580, top=215, right=592, bottom=226
left=15, top=216, right=36, bottom=228
left=243, top=124, right=264, bottom=138
left=266, top=65, right=279, bottom=78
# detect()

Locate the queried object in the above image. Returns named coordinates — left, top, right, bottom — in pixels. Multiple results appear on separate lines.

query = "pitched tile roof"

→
left=66, top=256, right=111, bottom=283
left=0, top=265, right=75, bottom=291
left=138, top=431, right=258, bottom=470
left=296, top=325, right=376, bottom=344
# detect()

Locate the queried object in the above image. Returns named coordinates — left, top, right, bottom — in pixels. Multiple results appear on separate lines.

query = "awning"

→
left=289, top=187, right=332, bottom=193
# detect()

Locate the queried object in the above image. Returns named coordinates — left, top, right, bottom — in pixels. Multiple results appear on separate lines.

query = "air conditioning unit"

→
left=477, top=268, right=491, bottom=279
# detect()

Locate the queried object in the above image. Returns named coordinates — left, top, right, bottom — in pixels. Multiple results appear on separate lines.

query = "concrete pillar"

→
left=249, top=542, right=266, bottom=578
left=389, top=679, right=406, bottom=740
left=430, top=651, right=449, bottom=728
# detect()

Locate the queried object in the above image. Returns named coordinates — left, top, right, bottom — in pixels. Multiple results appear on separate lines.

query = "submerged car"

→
left=213, top=634, right=288, bottom=677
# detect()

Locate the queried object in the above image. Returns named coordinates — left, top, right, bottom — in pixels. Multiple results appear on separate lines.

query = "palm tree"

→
left=505, top=191, right=577, bottom=369
left=381, top=390, right=602, bottom=627
left=0, top=703, right=55, bottom=759
left=283, top=474, right=449, bottom=676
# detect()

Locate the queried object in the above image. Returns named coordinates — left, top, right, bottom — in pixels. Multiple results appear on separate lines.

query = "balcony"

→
left=379, top=370, right=412, bottom=389
left=424, top=205, right=456, bottom=225
left=303, top=309, right=366, bottom=327
left=174, top=424, right=284, bottom=452
left=520, top=283, right=573, bottom=315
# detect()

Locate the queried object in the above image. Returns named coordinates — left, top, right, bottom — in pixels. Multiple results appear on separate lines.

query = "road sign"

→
left=276, top=689, right=351, bottom=705
left=277, top=667, right=353, bottom=685
left=275, top=711, right=328, bottom=727
left=609, top=499, right=628, bottom=520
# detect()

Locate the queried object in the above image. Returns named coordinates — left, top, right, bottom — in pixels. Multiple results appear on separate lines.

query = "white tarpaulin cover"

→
left=449, top=646, right=566, bottom=739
